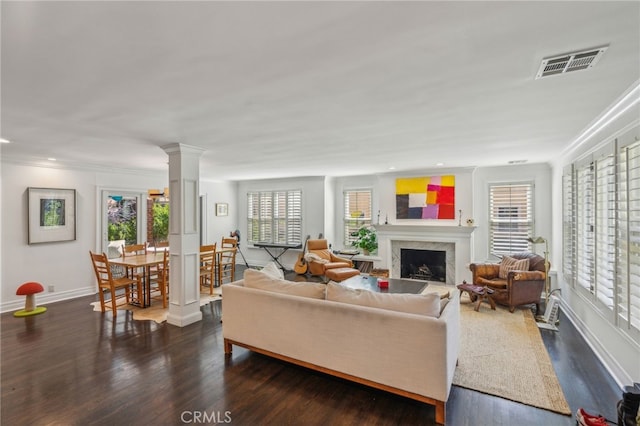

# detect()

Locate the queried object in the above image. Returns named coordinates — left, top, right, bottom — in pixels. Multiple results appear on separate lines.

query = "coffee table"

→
left=339, top=274, right=427, bottom=294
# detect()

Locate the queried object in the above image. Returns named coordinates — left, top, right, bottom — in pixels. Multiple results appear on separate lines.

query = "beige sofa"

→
left=222, top=268, right=460, bottom=425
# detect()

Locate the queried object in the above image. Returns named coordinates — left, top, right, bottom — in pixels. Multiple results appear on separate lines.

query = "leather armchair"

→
left=305, top=239, right=354, bottom=276
left=469, top=252, right=547, bottom=313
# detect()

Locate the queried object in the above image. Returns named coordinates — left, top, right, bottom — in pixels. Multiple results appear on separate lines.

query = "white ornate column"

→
left=162, top=143, right=205, bottom=327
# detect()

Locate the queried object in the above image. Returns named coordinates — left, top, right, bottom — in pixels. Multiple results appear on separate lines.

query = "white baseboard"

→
left=1, top=286, right=96, bottom=314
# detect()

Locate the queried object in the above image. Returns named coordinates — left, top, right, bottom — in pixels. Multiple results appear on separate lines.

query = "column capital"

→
left=161, top=143, right=206, bottom=156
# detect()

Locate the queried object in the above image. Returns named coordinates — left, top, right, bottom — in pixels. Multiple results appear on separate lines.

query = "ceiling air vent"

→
left=535, top=45, right=608, bottom=79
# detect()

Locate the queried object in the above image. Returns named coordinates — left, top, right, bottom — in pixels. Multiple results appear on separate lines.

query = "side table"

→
left=457, top=283, right=496, bottom=312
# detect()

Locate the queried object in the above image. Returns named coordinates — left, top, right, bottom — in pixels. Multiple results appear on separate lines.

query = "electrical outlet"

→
left=48, top=285, right=55, bottom=292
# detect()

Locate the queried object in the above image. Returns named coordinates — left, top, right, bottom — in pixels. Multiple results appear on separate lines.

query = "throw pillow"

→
left=260, top=261, right=284, bottom=280
left=244, top=269, right=325, bottom=299
left=326, top=282, right=441, bottom=318
left=498, top=256, right=530, bottom=279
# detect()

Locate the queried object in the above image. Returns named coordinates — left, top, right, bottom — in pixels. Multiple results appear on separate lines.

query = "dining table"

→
left=110, top=247, right=238, bottom=307
left=109, top=252, right=165, bottom=308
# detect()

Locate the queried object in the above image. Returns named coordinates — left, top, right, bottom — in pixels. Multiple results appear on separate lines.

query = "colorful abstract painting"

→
left=396, top=175, right=455, bottom=219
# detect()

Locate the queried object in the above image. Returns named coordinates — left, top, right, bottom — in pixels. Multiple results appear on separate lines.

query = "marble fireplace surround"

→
left=374, top=224, right=476, bottom=286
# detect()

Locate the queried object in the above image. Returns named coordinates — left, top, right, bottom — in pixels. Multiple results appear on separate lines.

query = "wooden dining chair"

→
left=122, top=243, right=148, bottom=278
left=200, top=244, right=217, bottom=295
left=218, top=237, right=238, bottom=285
left=90, top=251, right=142, bottom=316
left=122, top=243, right=147, bottom=256
left=149, top=249, right=169, bottom=308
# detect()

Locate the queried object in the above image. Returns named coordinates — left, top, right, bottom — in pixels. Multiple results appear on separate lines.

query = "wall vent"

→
left=535, top=45, right=608, bottom=79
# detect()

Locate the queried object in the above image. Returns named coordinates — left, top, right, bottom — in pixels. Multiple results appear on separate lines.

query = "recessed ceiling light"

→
left=47, top=158, right=57, bottom=161
left=388, top=166, right=396, bottom=170
left=436, top=162, right=444, bottom=166
left=0, top=138, right=10, bottom=144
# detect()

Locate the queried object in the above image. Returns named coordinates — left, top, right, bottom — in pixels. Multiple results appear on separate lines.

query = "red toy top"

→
left=16, top=282, right=44, bottom=295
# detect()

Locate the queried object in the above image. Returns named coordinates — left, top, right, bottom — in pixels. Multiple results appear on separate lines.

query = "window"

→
left=562, top=165, right=576, bottom=286
left=595, top=152, right=616, bottom=309
left=576, top=161, right=595, bottom=293
left=247, top=190, right=302, bottom=245
left=488, top=183, right=534, bottom=255
left=563, top=132, right=640, bottom=342
left=343, top=189, right=372, bottom=246
left=616, top=139, right=640, bottom=335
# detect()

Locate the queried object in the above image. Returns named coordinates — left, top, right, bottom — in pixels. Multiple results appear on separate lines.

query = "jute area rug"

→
left=453, top=293, right=571, bottom=415
left=90, top=288, right=222, bottom=323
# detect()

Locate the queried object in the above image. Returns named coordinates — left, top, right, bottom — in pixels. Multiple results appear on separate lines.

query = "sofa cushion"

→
left=477, top=277, right=508, bottom=288
left=244, top=268, right=325, bottom=299
left=326, top=282, right=441, bottom=318
left=498, top=256, right=530, bottom=279
left=440, top=297, right=450, bottom=314
left=420, top=284, right=451, bottom=299
left=324, top=261, right=353, bottom=270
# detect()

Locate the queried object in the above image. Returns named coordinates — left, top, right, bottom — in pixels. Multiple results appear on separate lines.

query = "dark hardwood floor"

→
left=1, top=267, right=622, bottom=425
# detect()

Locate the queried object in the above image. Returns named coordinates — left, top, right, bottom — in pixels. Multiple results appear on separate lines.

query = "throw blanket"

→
left=304, top=253, right=328, bottom=263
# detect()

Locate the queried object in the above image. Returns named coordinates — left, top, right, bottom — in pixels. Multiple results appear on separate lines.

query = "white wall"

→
left=332, top=174, right=381, bottom=249
left=200, top=179, right=238, bottom=245
left=0, top=163, right=241, bottom=312
left=551, top=91, right=640, bottom=387
left=323, top=176, right=337, bottom=244
left=332, top=170, right=475, bottom=252
left=0, top=162, right=169, bottom=311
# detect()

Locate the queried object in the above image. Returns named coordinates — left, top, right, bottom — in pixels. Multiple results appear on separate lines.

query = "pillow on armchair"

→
left=498, top=256, right=530, bottom=279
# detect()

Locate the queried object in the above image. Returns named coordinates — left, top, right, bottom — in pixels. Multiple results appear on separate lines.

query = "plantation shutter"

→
left=617, top=138, right=640, bottom=335
left=247, top=190, right=301, bottom=245
left=576, top=160, right=595, bottom=293
left=562, top=165, right=576, bottom=287
left=344, top=190, right=372, bottom=246
left=488, top=183, right=533, bottom=255
left=594, top=150, right=616, bottom=309
left=247, top=192, right=260, bottom=243
left=286, top=191, right=302, bottom=244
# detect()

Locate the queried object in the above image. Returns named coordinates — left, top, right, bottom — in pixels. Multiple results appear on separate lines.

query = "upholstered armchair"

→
left=305, top=239, right=354, bottom=277
left=469, top=252, right=547, bottom=313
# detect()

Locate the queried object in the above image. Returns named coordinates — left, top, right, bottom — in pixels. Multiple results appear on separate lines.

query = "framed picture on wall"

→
left=216, top=202, right=228, bottom=217
left=28, top=187, right=77, bottom=244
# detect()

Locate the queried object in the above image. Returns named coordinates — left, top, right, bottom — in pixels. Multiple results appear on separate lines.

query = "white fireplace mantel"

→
left=373, top=224, right=476, bottom=284
left=374, top=224, right=476, bottom=240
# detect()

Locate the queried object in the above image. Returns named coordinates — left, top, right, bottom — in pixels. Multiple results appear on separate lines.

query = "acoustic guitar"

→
left=294, top=235, right=311, bottom=274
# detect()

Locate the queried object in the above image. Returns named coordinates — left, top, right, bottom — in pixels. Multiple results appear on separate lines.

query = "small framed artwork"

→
left=28, top=187, right=77, bottom=244
left=216, top=202, right=228, bottom=217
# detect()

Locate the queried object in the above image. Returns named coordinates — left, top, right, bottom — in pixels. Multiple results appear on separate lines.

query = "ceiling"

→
left=2, top=1, right=639, bottom=181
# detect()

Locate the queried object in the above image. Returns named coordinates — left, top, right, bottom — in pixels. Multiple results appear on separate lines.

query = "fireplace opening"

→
left=400, top=248, right=446, bottom=282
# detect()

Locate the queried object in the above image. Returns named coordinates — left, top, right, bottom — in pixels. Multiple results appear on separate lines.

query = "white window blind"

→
left=247, top=190, right=302, bottom=245
left=565, top=128, right=639, bottom=343
left=562, top=165, right=576, bottom=287
left=489, top=183, right=533, bottom=255
left=617, top=139, right=640, bottom=335
left=595, top=153, right=616, bottom=309
left=576, top=161, right=595, bottom=293
left=344, top=190, right=372, bottom=246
